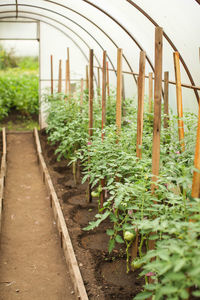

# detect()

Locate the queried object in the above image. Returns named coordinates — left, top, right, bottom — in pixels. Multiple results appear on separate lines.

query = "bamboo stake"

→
left=67, top=48, right=71, bottom=97
left=50, top=55, right=53, bottom=95
left=58, top=59, right=62, bottom=93
left=136, top=51, right=146, bottom=159
left=116, top=49, right=123, bottom=135
left=173, top=52, right=185, bottom=152
left=191, top=101, right=200, bottom=198
left=148, top=72, right=153, bottom=113
left=151, top=27, right=163, bottom=194
left=164, top=71, right=169, bottom=129
left=106, top=61, right=110, bottom=97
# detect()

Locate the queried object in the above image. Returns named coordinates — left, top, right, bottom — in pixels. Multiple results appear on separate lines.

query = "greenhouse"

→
left=0, top=1, right=200, bottom=299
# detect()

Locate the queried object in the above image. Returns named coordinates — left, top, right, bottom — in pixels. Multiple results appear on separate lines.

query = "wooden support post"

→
left=136, top=51, right=146, bottom=159
left=86, top=65, right=89, bottom=90
left=65, top=59, right=69, bottom=95
left=88, top=49, right=94, bottom=203
left=148, top=72, right=153, bottom=113
left=151, top=27, right=163, bottom=194
left=191, top=101, right=200, bottom=198
left=50, top=55, right=53, bottom=95
left=58, top=59, right=62, bottom=93
left=106, top=61, right=110, bottom=97
left=67, top=48, right=71, bottom=97
left=116, top=49, right=123, bottom=135
left=173, top=52, right=185, bottom=152
left=164, top=71, right=169, bottom=129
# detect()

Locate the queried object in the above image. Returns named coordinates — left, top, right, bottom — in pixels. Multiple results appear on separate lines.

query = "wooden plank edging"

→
left=0, top=128, right=7, bottom=236
left=33, top=128, right=89, bottom=300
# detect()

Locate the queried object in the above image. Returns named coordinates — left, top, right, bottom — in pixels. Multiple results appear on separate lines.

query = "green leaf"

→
left=159, top=286, right=178, bottom=295
left=106, top=229, right=114, bottom=236
left=192, top=291, right=200, bottom=297
left=174, top=259, right=186, bottom=272
left=115, top=235, right=124, bottom=244
left=180, top=289, right=189, bottom=299
left=108, top=238, right=115, bottom=253
left=134, top=291, right=153, bottom=299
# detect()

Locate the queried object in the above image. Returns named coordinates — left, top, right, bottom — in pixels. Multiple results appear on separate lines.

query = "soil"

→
left=0, top=133, right=75, bottom=300
left=39, top=130, right=144, bottom=300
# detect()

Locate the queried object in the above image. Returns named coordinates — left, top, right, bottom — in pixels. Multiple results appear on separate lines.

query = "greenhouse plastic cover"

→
left=0, top=0, right=199, bottom=126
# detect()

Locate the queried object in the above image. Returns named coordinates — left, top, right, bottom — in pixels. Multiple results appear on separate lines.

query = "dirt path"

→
left=0, top=133, right=76, bottom=300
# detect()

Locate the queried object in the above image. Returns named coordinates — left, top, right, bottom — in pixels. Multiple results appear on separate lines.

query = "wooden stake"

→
left=58, top=59, right=62, bottom=93
left=151, top=27, right=163, bottom=193
left=106, top=61, right=110, bottom=97
left=89, top=50, right=94, bottom=137
left=67, top=48, right=71, bottom=96
left=65, top=59, right=69, bottom=95
left=148, top=72, right=153, bottom=113
left=173, top=52, right=185, bottom=152
left=164, top=71, right=169, bottom=129
left=116, top=49, right=123, bottom=135
left=102, top=51, right=107, bottom=137
left=50, top=55, right=53, bottom=95
left=136, top=51, right=146, bottom=159
left=86, top=65, right=89, bottom=90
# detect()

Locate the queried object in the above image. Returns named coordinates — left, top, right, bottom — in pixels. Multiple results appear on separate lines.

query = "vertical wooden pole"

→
left=116, top=49, right=123, bottom=135
left=100, top=50, right=107, bottom=208
left=65, top=59, right=69, bottom=95
left=80, top=78, right=84, bottom=107
left=173, top=52, right=185, bottom=152
left=67, top=48, right=71, bottom=96
left=136, top=51, right=146, bottom=159
left=164, top=71, right=169, bottom=129
left=86, top=65, right=89, bottom=90
left=191, top=101, right=200, bottom=198
left=151, top=27, right=163, bottom=194
left=148, top=72, right=153, bottom=113
left=89, top=50, right=94, bottom=138
left=50, top=55, right=53, bottom=95
left=58, top=59, right=62, bottom=93
left=106, top=61, right=110, bottom=97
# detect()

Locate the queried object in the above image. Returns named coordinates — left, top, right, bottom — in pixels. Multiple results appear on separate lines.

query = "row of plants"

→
left=45, top=90, right=200, bottom=300
left=0, top=44, right=39, bottom=119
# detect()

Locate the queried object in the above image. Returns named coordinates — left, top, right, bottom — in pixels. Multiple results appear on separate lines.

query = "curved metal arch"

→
left=0, top=13, right=98, bottom=85
left=0, top=5, right=104, bottom=71
left=126, top=0, right=199, bottom=102
left=40, top=0, right=138, bottom=84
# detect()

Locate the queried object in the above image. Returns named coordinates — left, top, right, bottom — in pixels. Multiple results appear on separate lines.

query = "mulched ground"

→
left=39, top=129, right=144, bottom=300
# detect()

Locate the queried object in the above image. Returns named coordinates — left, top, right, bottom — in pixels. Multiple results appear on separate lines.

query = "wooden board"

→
left=0, top=128, right=7, bottom=236
left=116, top=49, right=123, bottom=134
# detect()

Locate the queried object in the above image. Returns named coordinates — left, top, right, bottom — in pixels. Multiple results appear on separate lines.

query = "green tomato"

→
left=97, top=185, right=102, bottom=193
left=91, top=191, right=99, bottom=197
left=131, top=260, right=143, bottom=270
left=124, top=231, right=136, bottom=241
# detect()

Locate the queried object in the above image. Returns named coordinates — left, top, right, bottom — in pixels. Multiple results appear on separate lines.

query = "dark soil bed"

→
left=39, top=129, right=144, bottom=300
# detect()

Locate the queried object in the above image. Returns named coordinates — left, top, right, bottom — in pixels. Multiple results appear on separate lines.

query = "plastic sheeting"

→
left=0, top=0, right=199, bottom=125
